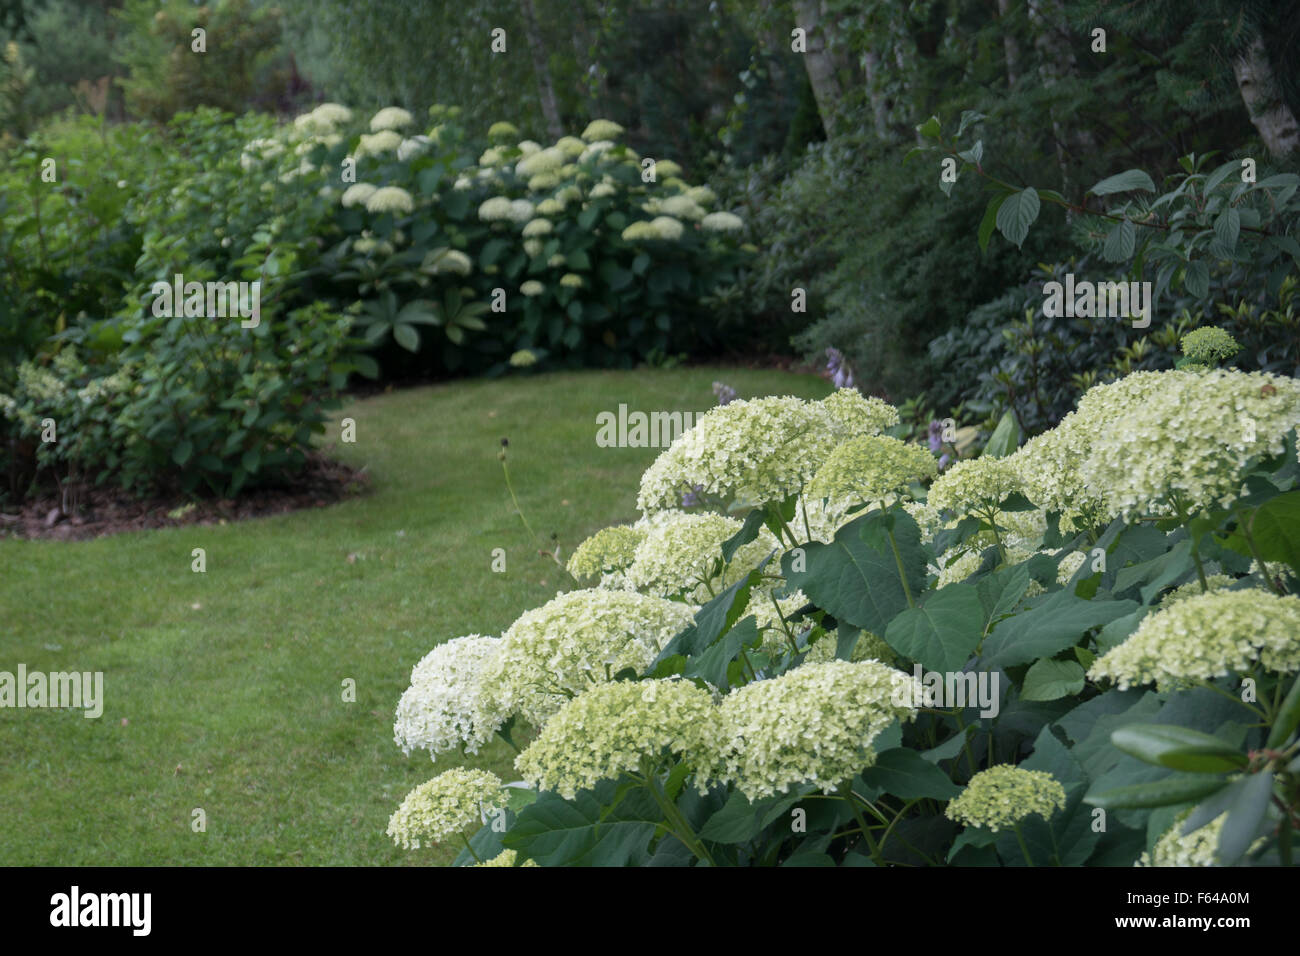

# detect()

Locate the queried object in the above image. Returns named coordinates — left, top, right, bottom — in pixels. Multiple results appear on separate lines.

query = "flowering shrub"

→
left=388, top=369, right=1300, bottom=866
left=247, top=102, right=750, bottom=375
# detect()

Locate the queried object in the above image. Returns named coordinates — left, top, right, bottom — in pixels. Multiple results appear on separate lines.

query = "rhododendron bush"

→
left=388, top=354, right=1300, bottom=866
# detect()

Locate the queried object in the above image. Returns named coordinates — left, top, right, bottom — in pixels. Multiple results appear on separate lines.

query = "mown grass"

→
left=0, top=366, right=829, bottom=865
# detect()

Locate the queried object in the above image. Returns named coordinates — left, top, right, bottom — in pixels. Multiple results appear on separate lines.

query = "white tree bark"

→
left=1233, top=35, right=1300, bottom=158
left=793, top=0, right=843, bottom=135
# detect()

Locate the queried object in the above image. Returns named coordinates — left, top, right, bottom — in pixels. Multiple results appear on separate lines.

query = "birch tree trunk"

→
left=1233, top=35, right=1300, bottom=157
left=996, top=0, right=1019, bottom=87
left=793, top=0, right=843, bottom=135
left=520, top=0, right=564, bottom=140
left=861, top=48, right=889, bottom=140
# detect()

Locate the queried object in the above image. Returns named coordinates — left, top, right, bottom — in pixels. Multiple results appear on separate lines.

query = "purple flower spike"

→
left=712, top=381, right=738, bottom=406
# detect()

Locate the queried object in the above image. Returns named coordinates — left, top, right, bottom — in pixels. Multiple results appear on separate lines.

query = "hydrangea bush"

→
left=244, top=102, right=750, bottom=376
left=388, top=369, right=1300, bottom=866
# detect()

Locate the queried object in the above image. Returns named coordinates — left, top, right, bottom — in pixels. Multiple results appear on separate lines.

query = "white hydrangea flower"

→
left=1089, top=588, right=1300, bottom=691
left=1079, top=368, right=1300, bottom=520
left=702, top=660, right=921, bottom=799
left=624, top=510, right=777, bottom=603
left=701, top=211, right=744, bottom=232
left=393, top=635, right=505, bottom=757
left=340, top=182, right=378, bottom=208
left=478, top=589, right=697, bottom=726
left=386, top=768, right=503, bottom=849
left=515, top=679, right=718, bottom=799
left=370, top=106, right=414, bottom=131
left=581, top=119, right=625, bottom=141
left=364, top=186, right=415, bottom=215
left=636, top=395, right=842, bottom=513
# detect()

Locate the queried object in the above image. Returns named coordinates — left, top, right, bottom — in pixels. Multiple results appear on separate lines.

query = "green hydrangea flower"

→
left=808, top=435, right=936, bottom=504
left=624, top=511, right=776, bottom=603
left=945, top=765, right=1066, bottom=832
left=927, top=455, right=1023, bottom=519
left=1180, top=327, right=1241, bottom=366
left=702, top=660, right=921, bottom=800
left=387, top=768, right=504, bottom=849
left=566, top=524, right=645, bottom=585
left=1089, top=588, right=1300, bottom=691
left=515, top=679, right=718, bottom=799
left=479, top=589, right=696, bottom=725
left=818, top=388, right=900, bottom=440
left=637, top=396, right=843, bottom=513
left=581, top=118, right=625, bottom=141
left=487, top=121, right=520, bottom=141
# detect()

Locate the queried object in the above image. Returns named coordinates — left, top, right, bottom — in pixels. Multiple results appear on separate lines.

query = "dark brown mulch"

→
left=0, top=453, right=369, bottom=542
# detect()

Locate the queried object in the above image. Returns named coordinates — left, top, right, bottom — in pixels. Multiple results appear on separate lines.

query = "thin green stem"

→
left=838, top=782, right=883, bottom=864
left=1012, top=823, right=1034, bottom=867
left=885, top=526, right=915, bottom=608
left=460, top=832, right=483, bottom=864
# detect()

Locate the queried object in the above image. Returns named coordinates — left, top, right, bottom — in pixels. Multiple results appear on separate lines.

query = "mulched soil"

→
left=0, top=453, right=369, bottom=542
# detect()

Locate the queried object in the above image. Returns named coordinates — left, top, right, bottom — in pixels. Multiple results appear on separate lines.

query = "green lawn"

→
left=0, top=366, right=829, bottom=865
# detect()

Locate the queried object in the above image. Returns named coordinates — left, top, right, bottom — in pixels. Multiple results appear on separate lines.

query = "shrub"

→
left=386, top=369, right=1300, bottom=867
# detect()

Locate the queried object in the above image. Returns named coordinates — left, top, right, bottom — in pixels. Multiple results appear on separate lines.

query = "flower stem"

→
left=460, top=832, right=483, bottom=864
left=885, top=526, right=915, bottom=608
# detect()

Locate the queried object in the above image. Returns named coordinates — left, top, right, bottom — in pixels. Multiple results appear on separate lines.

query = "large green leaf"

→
left=995, top=186, right=1040, bottom=248
left=683, top=616, right=760, bottom=691
left=859, top=747, right=960, bottom=800
left=784, top=510, right=926, bottom=637
left=1021, top=658, right=1086, bottom=702
left=883, top=582, right=983, bottom=671
left=982, top=408, right=1022, bottom=458
left=504, top=783, right=661, bottom=866
left=1229, top=491, right=1300, bottom=573
left=1110, top=724, right=1248, bottom=773
left=1084, top=774, right=1228, bottom=809
left=1216, top=771, right=1274, bottom=865
left=982, top=590, right=1137, bottom=669
left=1088, top=169, right=1157, bottom=195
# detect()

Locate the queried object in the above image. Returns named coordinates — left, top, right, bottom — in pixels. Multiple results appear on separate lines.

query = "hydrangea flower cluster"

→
left=1088, top=588, right=1300, bottom=690
left=365, top=186, right=415, bottom=215
left=370, top=106, right=414, bottom=131
left=393, top=635, right=505, bottom=758
left=927, top=456, right=1022, bottom=519
left=474, top=849, right=539, bottom=867
left=624, top=511, right=775, bottom=603
left=807, top=435, right=936, bottom=504
left=1180, top=327, right=1241, bottom=366
left=566, top=524, right=645, bottom=585
left=515, top=679, right=718, bottom=799
left=702, top=660, right=921, bottom=800
left=387, top=769, right=504, bottom=849
left=1078, top=368, right=1300, bottom=519
left=819, top=388, right=899, bottom=439
left=944, top=765, right=1066, bottom=832
left=478, top=589, right=697, bottom=725
left=1137, top=809, right=1265, bottom=867
left=636, top=395, right=859, bottom=513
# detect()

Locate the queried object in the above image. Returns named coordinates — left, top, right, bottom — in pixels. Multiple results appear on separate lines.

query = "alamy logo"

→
left=595, top=404, right=699, bottom=448
left=1042, top=274, right=1153, bottom=329
left=50, top=886, right=150, bottom=936
left=150, top=273, right=261, bottom=328
left=0, top=664, right=103, bottom=718
left=892, top=665, right=1000, bottom=718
